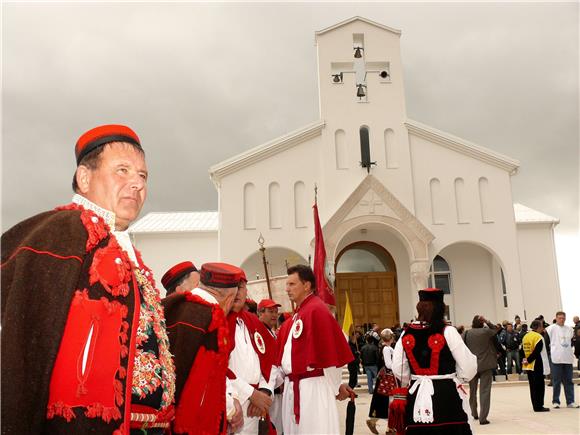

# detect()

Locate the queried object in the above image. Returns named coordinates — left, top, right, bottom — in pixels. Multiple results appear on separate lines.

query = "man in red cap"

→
left=258, top=299, right=281, bottom=333
left=257, top=298, right=283, bottom=431
left=1, top=125, right=175, bottom=434
left=227, top=274, right=279, bottom=434
left=277, top=265, right=354, bottom=434
left=161, top=261, right=199, bottom=296
left=162, top=262, right=244, bottom=434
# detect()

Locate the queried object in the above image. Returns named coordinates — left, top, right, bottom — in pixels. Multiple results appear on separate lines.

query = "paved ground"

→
left=337, top=384, right=580, bottom=434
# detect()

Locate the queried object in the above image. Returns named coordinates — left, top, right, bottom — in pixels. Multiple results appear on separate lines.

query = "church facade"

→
left=131, top=17, right=561, bottom=328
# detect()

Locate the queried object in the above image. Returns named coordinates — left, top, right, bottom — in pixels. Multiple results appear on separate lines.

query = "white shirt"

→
left=546, top=324, right=575, bottom=364
left=393, top=326, right=477, bottom=384
left=72, top=194, right=138, bottom=265
left=383, top=346, right=394, bottom=370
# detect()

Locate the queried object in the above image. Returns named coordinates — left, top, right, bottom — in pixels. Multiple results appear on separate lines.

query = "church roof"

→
left=129, top=211, right=218, bottom=233
left=405, top=119, right=520, bottom=174
left=315, top=16, right=401, bottom=37
left=209, top=120, right=325, bottom=183
left=514, top=203, right=559, bottom=225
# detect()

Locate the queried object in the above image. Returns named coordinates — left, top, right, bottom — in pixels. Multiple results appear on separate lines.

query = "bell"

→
left=356, top=84, right=366, bottom=98
left=332, top=72, right=343, bottom=83
left=354, top=47, right=363, bottom=58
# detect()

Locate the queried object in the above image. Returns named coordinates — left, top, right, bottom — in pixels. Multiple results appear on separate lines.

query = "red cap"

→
left=75, top=124, right=141, bottom=165
left=258, top=299, right=281, bottom=310
left=161, top=261, right=198, bottom=290
left=200, top=262, right=244, bottom=288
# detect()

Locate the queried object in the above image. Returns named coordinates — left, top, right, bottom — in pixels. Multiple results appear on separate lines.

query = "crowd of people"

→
left=1, top=125, right=578, bottom=435
left=347, top=309, right=579, bottom=434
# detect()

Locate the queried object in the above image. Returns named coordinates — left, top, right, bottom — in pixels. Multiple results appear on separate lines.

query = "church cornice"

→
left=209, top=120, right=325, bottom=185
left=405, top=119, right=520, bottom=175
left=315, top=16, right=401, bottom=38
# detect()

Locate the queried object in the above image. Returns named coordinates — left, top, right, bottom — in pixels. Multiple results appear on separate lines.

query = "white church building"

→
left=130, top=17, right=561, bottom=328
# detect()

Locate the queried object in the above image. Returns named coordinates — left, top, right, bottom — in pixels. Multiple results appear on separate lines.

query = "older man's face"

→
left=232, top=281, right=248, bottom=313
left=81, top=142, right=148, bottom=230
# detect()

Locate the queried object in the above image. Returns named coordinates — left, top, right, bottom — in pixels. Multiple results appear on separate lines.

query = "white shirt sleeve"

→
left=226, top=378, right=236, bottom=420
left=258, top=370, right=274, bottom=393
left=323, top=366, right=343, bottom=396
left=444, top=326, right=477, bottom=382
left=383, top=346, right=394, bottom=370
left=230, top=377, right=255, bottom=406
left=392, top=332, right=410, bottom=385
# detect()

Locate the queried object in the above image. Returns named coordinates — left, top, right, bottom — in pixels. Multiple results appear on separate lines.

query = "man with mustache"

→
left=1, top=125, right=175, bottom=434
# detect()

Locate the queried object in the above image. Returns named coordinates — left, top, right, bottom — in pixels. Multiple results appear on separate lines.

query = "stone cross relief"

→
left=359, top=190, right=383, bottom=214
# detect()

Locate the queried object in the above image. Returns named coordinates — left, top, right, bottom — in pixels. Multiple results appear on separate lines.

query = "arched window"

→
left=336, top=243, right=396, bottom=273
left=454, top=177, right=468, bottom=223
left=384, top=128, right=397, bottom=168
left=294, top=181, right=307, bottom=228
left=268, top=182, right=282, bottom=229
left=500, top=268, right=508, bottom=308
left=243, top=182, right=256, bottom=229
left=359, top=126, right=372, bottom=172
left=429, top=255, right=451, bottom=294
left=335, top=129, right=348, bottom=169
left=430, top=178, right=443, bottom=224
left=479, top=177, right=493, bottom=223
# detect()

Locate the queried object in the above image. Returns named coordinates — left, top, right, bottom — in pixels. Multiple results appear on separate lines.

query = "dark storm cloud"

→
left=2, top=2, right=578, bottom=237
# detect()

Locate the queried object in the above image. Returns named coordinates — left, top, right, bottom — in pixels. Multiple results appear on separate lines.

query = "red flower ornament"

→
left=90, top=241, right=131, bottom=297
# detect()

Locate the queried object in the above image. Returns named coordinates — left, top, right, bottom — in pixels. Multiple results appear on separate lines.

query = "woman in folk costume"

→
left=392, top=288, right=477, bottom=434
left=367, top=328, right=397, bottom=434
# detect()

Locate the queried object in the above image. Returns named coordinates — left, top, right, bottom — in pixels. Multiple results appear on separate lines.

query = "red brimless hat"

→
left=75, top=124, right=141, bottom=165
left=200, top=262, right=244, bottom=288
left=161, top=261, right=198, bottom=290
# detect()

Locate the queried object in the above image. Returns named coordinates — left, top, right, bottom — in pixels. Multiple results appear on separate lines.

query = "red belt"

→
left=288, top=369, right=324, bottom=424
left=130, top=404, right=174, bottom=430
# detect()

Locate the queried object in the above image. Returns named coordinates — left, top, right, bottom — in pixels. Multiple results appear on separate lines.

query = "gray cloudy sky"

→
left=2, top=2, right=578, bottom=233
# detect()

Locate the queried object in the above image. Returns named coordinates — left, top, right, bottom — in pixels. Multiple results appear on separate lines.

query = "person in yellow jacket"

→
left=522, top=319, right=551, bottom=412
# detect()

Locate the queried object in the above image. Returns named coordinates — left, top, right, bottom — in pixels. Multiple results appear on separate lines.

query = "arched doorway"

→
left=335, top=241, right=399, bottom=330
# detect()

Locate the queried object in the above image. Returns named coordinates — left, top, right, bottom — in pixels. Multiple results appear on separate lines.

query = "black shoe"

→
left=472, top=415, right=479, bottom=420
left=534, top=407, right=550, bottom=412
left=480, top=420, right=490, bottom=425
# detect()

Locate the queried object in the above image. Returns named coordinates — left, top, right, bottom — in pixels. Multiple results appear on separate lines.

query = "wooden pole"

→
left=258, top=233, right=273, bottom=300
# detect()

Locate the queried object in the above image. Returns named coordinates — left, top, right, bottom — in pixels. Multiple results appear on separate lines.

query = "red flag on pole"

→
left=313, top=200, right=336, bottom=305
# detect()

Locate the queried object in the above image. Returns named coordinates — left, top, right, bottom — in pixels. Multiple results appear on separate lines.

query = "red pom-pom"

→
left=388, top=387, right=409, bottom=435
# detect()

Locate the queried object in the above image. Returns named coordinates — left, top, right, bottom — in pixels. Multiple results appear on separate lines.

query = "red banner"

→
left=313, top=203, right=335, bottom=305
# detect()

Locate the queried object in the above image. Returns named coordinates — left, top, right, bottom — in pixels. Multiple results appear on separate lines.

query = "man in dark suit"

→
left=464, top=315, right=498, bottom=425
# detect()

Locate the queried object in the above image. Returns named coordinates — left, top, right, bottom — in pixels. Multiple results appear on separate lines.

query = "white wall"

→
left=316, top=20, right=416, bottom=223
left=516, top=223, right=562, bottom=322
left=439, top=242, right=500, bottom=327
left=131, top=231, right=218, bottom=296
left=409, top=132, right=526, bottom=319
left=219, top=136, right=320, bottom=268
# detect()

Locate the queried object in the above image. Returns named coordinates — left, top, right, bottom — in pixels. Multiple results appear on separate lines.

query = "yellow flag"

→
left=342, top=292, right=354, bottom=335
